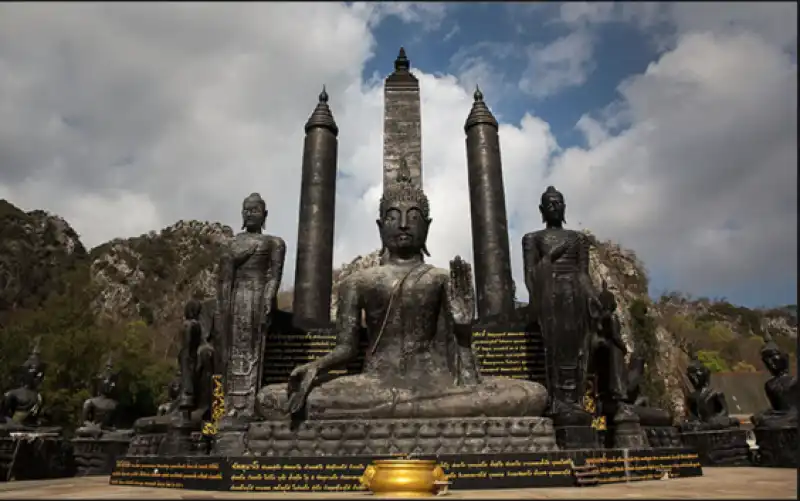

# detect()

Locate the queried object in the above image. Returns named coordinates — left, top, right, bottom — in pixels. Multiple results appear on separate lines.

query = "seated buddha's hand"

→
left=287, top=362, right=319, bottom=415
left=448, top=256, right=475, bottom=326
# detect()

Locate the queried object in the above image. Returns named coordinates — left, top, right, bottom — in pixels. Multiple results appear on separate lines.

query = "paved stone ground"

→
left=0, top=468, right=795, bottom=499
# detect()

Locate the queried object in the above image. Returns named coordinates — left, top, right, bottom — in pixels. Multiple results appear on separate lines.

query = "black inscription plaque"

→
left=109, top=448, right=702, bottom=492
left=261, top=320, right=367, bottom=386
left=229, top=457, right=368, bottom=493
left=584, top=448, right=703, bottom=483
left=472, top=327, right=546, bottom=386
left=110, top=457, right=226, bottom=490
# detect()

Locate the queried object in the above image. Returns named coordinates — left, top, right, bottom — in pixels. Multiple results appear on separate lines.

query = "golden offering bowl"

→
left=359, top=459, right=450, bottom=497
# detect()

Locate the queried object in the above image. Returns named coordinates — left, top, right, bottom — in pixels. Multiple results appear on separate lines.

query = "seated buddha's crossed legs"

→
left=256, top=375, right=548, bottom=420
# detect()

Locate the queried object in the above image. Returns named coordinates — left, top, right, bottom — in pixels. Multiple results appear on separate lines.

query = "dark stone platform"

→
left=754, top=426, right=798, bottom=468
left=643, top=426, right=683, bottom=448
left=245, top=417, right=558, bottom=457
left=110, top=447, right=702, bottom=492
left=72, top=435, right=132, bottom=476
left=0, top=434, right=75, bottom=481
left=680, top=429, right=751, bottom=466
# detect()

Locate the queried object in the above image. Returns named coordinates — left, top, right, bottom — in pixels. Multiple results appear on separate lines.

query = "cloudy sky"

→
left=0, top=2, right=796, bottom=308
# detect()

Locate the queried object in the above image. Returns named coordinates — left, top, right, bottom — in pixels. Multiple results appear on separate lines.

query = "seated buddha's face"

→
left=378, top=200, right=429, bottom=258
left=100, top=375, right=117, bottom=397
left=762, top=349, right=788, bottom=376
left=23, top=365, right=44, bottom=390
left=168, top=379, right=181, bottom=399
left=687, top=364, right=709, bottom=389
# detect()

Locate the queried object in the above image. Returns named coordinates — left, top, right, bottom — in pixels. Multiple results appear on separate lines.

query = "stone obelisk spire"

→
left=383, top=47, right=422, bottom=191
left=464, top=86, right=515, bottom=322
left=293, top=87, right=339, bottom=328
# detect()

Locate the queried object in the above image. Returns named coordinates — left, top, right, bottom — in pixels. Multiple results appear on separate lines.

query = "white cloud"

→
left=544, top=30, right=797, bottom=296
left=518, top=29, right=596, bottom=99
left=0, top=3, right=795, bottom=305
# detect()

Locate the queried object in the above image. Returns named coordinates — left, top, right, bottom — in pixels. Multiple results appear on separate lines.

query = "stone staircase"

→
left=571, top=461, right=600, bottom=487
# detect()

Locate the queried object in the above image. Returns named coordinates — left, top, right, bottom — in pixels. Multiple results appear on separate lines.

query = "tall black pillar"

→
left=464, top=87, right=515, bottom=322
left=293, top=88, right=338, bottom=328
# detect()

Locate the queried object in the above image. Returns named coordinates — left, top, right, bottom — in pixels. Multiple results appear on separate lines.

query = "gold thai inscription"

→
left=228, top=460, right=366, bottom=492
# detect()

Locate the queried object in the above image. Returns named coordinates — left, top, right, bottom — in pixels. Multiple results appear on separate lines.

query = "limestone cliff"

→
left=89, top=220, right=232, bottom=326
left=0, top=199, right=87, bottom=315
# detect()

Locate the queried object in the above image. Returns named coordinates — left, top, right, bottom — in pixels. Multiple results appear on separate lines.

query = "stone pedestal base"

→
left=680, top=429, right=750, bottom=466
left=611, top=418, right=649, bottom=450
left=0, top=432, right=74, bottom=481
left=73, top=434, right=131, bottom=476
left=126, top=418, right=208, bottom=457
left=159, top=422, right=208, bottom=456
left=754, top=426, right=798, bottom=468
left=643, top=426, right=683, bottom=448
left=241, top=417, right=557, bottom=456
left=554, top=425, right=598, bottom=450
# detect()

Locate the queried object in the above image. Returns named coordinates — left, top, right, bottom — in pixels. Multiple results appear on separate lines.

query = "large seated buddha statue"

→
left=256, top=165, right=548, bottom=422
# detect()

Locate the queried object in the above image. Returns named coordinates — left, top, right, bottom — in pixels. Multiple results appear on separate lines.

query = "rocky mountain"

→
left=0, top=200, right=87, bottom=317
left=90, top=220, right=233, bottom=326
left=0, top=199, right=795, bottom=421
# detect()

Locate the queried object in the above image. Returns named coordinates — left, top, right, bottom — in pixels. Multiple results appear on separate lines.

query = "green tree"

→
left=0, top=266, right=173, bottom=433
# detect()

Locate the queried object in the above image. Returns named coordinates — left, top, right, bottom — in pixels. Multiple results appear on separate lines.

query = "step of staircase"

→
left=572, top=463, right=600, bottom=487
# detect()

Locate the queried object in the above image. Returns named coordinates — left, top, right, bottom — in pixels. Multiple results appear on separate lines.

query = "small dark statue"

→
left=752, top=334, right=797, bottom=429
left=72, top=355, right=132, bottom=476
left=587, top=282, right=648, bottom=448
left=749, top=334, right=797, bottom=467
left=588, top=280, right=632, bottom=415
left=680, top=353, right=739, bottom=431
left=624, top=354, right=673, bottom=427
left=178, top=298, right=215, bottom=423
left=76, top=354, right=130, bottom=439
left=0, top=338, right=54, bottom=431
left=157, top=372, right=182, bottom=417
left=257, top=163, right=548, bottom=420
left=522, top=186, right=601, bottom=426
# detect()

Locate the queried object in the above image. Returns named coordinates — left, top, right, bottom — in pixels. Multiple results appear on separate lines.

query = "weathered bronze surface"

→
left=522, top=186, right=598, bottom=427
left=178, top=299, right=215, bottom=424
left=0, top=338, right=57, bottom=433
left=76, top=354, right=131, bottom=439
left=680, top=352, right=740, bottom=432
left=750, top=334, right=797, bottom=467
left=256, top=163, right=547, bottom=421
left=464, top=87, right=515, bottom=323
left=624, top=354, right=672, bottom=428
left=293, top=88, right=338, bottom=329
left=215, top=193, right=286, bottom=429
left=752, top=334, right=797, bottom=429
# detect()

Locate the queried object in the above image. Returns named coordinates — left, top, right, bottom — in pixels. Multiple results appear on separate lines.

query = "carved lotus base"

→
left=126, top=419, right=209, bottom=457
left=754, top=426, right=798, bottom=468
left=643, top=426, right=683, bottom=448
left=72, top=435, right=132, bottom=476
left=679, top=429, right=750, bottom=466
left=238, top=417, right=558, bottom=457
